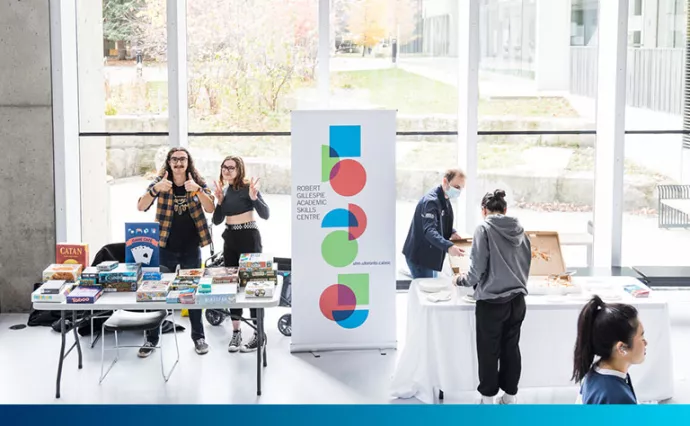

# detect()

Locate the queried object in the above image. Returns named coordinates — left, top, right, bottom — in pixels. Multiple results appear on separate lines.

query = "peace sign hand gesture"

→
left=249, top=177, right=260, bottom=201
left=213, top=180, right=224, bottom=204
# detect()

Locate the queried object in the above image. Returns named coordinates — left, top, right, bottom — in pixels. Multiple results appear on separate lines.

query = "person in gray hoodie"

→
left=455, top=189, right=531, bottom=404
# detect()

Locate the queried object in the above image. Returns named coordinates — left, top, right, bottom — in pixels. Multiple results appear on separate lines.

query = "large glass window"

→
left=478, top=0, right=596, bottom=268
left=78, top=0, right=168, bottom=133
left=186, top=0, right=319, bottom=133
left=622, top=0, right=689, bottom=267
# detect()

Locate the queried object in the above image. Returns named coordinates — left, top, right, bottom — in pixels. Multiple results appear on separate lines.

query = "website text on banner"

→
left=290, top=110, right=397, bottom=352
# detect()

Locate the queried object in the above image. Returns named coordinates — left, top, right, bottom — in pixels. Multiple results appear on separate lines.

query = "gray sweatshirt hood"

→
left=484, top=214, right=526, bottom=247
left=459, top=214, right=532, bottom=302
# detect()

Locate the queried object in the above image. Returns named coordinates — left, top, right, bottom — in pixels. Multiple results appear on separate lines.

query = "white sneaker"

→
left=497, top=393, right=517, bottom=404
left=479, top=396, right=494, bottom=404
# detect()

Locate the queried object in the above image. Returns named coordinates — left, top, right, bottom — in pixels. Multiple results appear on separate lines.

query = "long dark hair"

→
left=481, top=189, right=507, bottom=214
left=219, top=155, right=249, bottom=190
left=572, top=295, right=639, bottom=383
left=158, top=147, right=205, bottom=186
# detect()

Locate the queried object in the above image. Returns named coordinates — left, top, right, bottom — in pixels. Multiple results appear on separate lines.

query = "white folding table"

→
left=32, top=278, right=283, bottom=399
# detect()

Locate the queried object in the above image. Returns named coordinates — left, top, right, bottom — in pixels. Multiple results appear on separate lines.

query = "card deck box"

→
left=97, top=261, right=119, bottom=272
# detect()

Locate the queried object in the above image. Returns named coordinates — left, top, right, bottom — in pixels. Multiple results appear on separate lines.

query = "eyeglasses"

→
left=170, top=156, right=188, bottom=163
left=221, top=165, right=236, bottom=172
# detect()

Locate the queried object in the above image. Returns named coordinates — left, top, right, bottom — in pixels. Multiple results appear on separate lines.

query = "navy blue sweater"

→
left=581, top=369, right=637, bottom=405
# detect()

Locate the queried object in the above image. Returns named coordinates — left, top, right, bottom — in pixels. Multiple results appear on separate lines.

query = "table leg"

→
left=73, top=311, right=83, bottom=369
left=256, top=308, right=264, bottom=396
left=56, top=310, right=66, bottom=399
left=439, top=390, right=444, bottom=401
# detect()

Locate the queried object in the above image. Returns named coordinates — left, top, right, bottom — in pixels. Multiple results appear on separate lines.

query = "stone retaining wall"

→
left=105, top=115, right=654, bottom=209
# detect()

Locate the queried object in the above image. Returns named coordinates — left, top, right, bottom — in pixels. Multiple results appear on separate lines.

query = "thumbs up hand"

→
left=154, top=171, right=173, bottom=193
left=185, top=172, right=201, bottom=193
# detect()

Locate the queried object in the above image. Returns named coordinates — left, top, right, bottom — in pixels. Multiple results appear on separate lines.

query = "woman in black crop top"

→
left=212, top=155, right=270, bottom=354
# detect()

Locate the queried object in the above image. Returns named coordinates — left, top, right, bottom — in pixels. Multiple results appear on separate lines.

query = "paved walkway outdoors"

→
left=111, top=178, right=690, bottom=276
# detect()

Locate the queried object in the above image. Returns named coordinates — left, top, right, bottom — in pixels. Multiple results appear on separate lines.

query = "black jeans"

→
left=223, top=226, right=262, bottom=325
left=146, top=246, right=205, bottom=344
left=475, top=294, right=526, bottom=397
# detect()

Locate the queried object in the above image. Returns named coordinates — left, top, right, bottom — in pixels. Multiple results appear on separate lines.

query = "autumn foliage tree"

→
left=347, top=0, right=418, bottom=55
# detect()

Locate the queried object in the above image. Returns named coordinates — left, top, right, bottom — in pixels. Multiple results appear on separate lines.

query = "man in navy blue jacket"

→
left=403, top=169, right=466, bottom=278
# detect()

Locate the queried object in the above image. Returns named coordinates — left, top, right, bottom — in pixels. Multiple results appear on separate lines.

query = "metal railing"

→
left=570, top=46, right=686, bottom=116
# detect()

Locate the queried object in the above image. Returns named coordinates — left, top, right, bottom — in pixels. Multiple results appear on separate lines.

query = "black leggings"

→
left=223, top=226, right=262, bottom=326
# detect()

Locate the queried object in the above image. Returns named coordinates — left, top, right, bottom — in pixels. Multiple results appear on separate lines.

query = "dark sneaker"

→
left=228, top=331, right=242, bottom=353
left=240, top=333, right=266, bottom=353
left=194, top=338, right=209, bottom=355
left=137, top=341, right=156, bottom=358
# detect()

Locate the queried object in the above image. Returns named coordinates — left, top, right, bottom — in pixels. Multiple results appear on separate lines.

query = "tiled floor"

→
left=2, top=290, right=690, bottom=404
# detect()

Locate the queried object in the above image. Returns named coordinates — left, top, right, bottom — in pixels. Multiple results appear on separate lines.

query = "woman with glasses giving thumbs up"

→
left=212, top=155, right=270, bottom=354
left=137, top=147, right=216, bottom=356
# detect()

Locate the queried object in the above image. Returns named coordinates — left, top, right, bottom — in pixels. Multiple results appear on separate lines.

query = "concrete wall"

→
left=0, top=1, right=54, bottom=312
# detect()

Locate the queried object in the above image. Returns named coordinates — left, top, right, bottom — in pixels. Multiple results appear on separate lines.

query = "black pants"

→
left=475, top=294, right=526, bottom=397
left=146, top=246, right=205, bottom=344
left=223, top=226, right=262, bottom=325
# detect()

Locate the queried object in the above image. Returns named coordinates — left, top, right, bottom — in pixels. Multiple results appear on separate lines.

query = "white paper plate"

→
left=418, top=280, right=450, bottom=293
left=462, top=295, right=476, bottom=304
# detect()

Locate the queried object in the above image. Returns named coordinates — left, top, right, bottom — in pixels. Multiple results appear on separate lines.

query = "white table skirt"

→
left=390, top=277, right=674, bottom=404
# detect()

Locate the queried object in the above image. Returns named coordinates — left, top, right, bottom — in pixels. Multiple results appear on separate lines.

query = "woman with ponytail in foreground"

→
left=573, top=295, right=648, bottom=404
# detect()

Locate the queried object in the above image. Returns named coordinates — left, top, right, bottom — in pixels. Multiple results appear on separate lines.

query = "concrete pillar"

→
left=77, top=0, right=111, bottom=259
left=0, top=0, right=55, bottom=312
left=534, top=0, right=571, bottom=91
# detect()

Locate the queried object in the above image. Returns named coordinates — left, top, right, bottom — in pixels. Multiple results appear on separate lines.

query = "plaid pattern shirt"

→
left=144, top=176, right=214, bottom=249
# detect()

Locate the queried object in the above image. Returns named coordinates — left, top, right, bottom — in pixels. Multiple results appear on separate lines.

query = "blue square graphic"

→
left=329, top=125, right=361, bottom=158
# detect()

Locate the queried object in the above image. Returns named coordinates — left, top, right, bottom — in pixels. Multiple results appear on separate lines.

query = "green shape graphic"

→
left=321, top=145, right=339, bottom=183
left=338, top=273, right=369, bottom=305
left=321, top=230, right=358, bottom=267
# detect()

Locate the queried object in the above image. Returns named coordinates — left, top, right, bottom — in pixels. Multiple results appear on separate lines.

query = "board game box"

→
left=125, top=222, right=160, bottom=272
left=56, top=243, right=89, bottom=268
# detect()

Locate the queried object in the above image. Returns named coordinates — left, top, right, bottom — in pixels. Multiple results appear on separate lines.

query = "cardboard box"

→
left=43, top=264, right=83, bottom=283
left=40, top=280, right=68, bottom=295
left=137, top=280, right=170, bottom=302
left=99, top=263, right=142, bottom=284
left=66, top=287, right=103, bottom=304
left=240, top=275, right=277, bottom=287
left=56, top=243, right=89, bottom=268
left=525, top=231, right=566, bottom=276
left=170, top=276, right=200, bottom=291
left=178, top=268, right=204, bottom=279
left=196, top=284, right=237, bottom=305
left=32, top=284, right=74, bottom=303
left=245, top=280, right=275, bottom=298
left=204, top=267, right=239, bottom=284
left=239, top=269, right=276, bottom=280
left=448, top=237, right=474, bottom=274
left=81, top=267, right=100, bottom=284
left=97, top=261, right=119, bottom=272
left=239, top=253, right=273, bottom=270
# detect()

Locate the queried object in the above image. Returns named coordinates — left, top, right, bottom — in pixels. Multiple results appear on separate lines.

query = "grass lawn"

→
left=566, top=146, right=668, bottom=179
left=331, top=68, right=579, bottom=117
